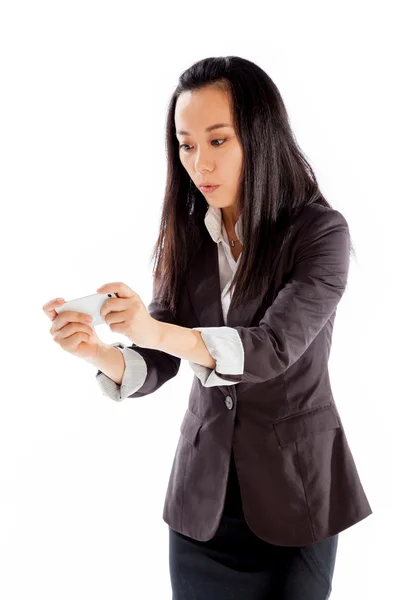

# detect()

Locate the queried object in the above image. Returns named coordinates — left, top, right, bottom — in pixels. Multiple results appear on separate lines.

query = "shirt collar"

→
left=204, top=205, right=244, bottom=245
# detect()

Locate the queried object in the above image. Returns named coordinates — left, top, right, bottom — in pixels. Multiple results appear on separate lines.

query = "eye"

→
left=179, top=139, right=226, bottom=152
left=211, top=139, right=226, bottom=147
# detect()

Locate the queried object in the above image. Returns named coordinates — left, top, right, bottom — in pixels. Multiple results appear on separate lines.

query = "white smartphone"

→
left=54, top=292, right=117, bottom=328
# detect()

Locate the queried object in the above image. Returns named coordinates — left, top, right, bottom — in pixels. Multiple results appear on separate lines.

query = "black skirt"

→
left=168, top=450, right=338, bottom=599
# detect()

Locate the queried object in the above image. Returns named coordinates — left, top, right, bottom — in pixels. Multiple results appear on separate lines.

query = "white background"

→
left=1, top=1, right=398, bottom=598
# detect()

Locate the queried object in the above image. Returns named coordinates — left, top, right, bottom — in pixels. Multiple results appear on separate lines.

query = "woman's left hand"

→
left=97, top=282, right=161, bottom=348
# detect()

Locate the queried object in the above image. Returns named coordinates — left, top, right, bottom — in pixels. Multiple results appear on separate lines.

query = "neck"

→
left=222, top=206, right=239, bottom=233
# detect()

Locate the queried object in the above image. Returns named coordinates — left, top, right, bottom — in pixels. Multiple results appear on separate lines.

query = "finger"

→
left=100, top=297, right=129, bottom=321
left=54, top=322, right=94, bottom=342
left=97, top=282, right=135, bottom=299
left=103, top=308, right=129, bottom=325
left=42, top=298, right=66, bottom=321
left=50, top=311, right=93, bottom=334
left=59, top=331, right=93, bottom=353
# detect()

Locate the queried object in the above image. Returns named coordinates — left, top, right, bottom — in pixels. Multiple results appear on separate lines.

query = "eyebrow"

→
left=176, top=123, right=233, bottom=135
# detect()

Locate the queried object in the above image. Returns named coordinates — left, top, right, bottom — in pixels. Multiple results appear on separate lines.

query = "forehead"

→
left=175, top=86, right=232, bottom=132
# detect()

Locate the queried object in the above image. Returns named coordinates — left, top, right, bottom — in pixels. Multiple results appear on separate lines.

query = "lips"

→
left=199, top=184, right=219, bottom=192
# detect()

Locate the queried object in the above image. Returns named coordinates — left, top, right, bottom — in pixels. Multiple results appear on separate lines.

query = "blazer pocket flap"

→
left=273, top=403, right=340, bottom=448
left=180, top=408, right=203, bottom=447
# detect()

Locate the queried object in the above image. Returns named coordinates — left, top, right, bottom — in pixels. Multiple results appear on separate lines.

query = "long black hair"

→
left=149, top=56, right=354, bottom=317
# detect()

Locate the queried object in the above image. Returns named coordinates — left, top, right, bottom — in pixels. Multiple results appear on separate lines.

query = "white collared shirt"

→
left=96, top=205, right=245, bottom=400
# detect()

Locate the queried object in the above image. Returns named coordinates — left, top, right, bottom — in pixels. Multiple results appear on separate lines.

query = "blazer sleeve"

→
left=188, top=329, right=244, bottom=387
left=95, top=281, right=182, bottom=401
left=188, top=208, right=350, bottom=386
left=96, top=343, right=148, bottom=401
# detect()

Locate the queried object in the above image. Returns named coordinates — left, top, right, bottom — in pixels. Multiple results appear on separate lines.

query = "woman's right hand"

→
left=43, top=298, right=103, bottom=360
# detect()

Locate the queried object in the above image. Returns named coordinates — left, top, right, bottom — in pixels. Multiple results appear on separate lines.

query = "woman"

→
left=153, top=56, right=372, bottom=599
left=45, top=55, right=372, bottom=599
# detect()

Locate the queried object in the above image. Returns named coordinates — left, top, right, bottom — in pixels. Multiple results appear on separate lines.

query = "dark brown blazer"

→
left=127, top=202, right=372, bottom=546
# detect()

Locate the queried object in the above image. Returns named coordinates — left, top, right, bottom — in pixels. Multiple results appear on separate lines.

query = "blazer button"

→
left=225, top=395, right=234, bottom=410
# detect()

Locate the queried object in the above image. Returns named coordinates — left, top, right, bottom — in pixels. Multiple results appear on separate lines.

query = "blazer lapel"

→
left=186, top=234, right=262, bottom=329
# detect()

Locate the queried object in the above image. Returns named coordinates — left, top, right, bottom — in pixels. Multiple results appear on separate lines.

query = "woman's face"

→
left=174, top=85, right=243, bottom=211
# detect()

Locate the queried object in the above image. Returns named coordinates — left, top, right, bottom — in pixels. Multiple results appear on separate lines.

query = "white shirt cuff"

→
left=95, top=343, right=148, bottom=401
left=188, top=327, right=244, bottom=387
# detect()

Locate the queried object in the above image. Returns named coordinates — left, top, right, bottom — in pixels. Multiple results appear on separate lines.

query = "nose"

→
left=193, top=146, right=214, bottom=174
